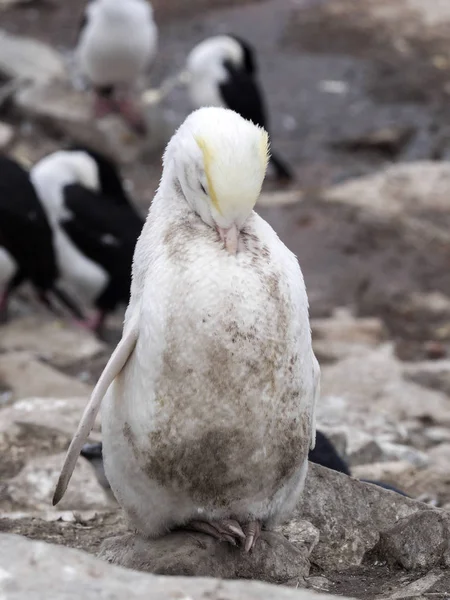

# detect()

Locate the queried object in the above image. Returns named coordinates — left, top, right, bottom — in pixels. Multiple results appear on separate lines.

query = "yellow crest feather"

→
left=195, top=135, right=222, bottom=216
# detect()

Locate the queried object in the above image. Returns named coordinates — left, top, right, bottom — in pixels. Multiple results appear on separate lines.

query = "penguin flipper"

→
left=52, top=327, right=138, bottom=505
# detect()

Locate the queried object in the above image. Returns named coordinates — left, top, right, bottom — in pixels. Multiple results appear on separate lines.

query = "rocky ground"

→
left=2, top=0, right=450, bottom=599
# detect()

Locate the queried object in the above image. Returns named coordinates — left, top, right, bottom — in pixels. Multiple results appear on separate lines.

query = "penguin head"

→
left=164, top=107, right=269, bottom=251
left=40, top=150, right=100, bottom=192
left=186, top=35, right=256, bottom=80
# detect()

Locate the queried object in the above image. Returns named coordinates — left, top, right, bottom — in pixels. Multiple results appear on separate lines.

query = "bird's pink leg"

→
left=115, top=94, right=147, bottom=135
left=93, top=94, right=116, bottom=119
left=74, top=311, right=105, bottom=335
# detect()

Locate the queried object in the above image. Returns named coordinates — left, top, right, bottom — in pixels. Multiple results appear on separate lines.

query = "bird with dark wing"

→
left=0, top=155, right=84, bottom=323
left=30, top=148, right=144, bottom=335
left=186, top=35, right=293, bottom=182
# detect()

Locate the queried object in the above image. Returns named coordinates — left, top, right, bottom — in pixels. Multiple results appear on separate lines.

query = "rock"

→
left=376, top=511, right=450, bottom=570
left=5, top=454, right=114, bottom=512
left=346, top=432, right=384, bottom=466
left=0, top=352, right=91, bottom=402
left=257, top=189, right=303, bottom=208
left=298, top=463, right=431, bottom=570
left=325, top=162, right=450, bottom=217
left=0, top=396, right=100, bottom=447
left=275, top=520, right=320, bottom=555
left=99, top=529, right=310, bottom=583
left=304, top=576, right=331, bottom=593
left=0, top=395, right=99, bottom=482
left=376, top=442, right=429, bottom=467
left=0, top=29, right=66, bottom=84
left=312, top=310, right=386, bottom=363
left=0, top=317, right=106, bottom=369
left=353, top=444, right=450, bottom=507
left=0, top=121, right=14, bottom=150
left=0, top=533, right=354, bottom=600
left=15, top=80, right=145, bottom=165
left=403, top=359, right=450, bottom=396
left=0, top=511, right=126, bottom=554
left=352, top=461, right=419, bottom=491
left=312, top=309, right=386, bottom=347
left=318, top=344, right=450, bottom=438
left=324, top=162, right=450, bottom=245
left=333, top=125, right=414, bottom=157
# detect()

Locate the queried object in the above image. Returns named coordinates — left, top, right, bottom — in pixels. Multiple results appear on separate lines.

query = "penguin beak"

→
left=217, top=224, right=239, bottom=255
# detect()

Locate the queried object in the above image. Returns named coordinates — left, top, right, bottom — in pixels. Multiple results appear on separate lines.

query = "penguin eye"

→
left=200, top=183, right=207, bottom=194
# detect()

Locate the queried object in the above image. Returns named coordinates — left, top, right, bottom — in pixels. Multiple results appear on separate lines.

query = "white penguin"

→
left=76, top=0, right=158, bottom=133
left=53, top=107, right=319, bottom=552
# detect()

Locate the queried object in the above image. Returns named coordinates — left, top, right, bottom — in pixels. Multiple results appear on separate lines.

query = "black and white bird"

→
left=75, top=0, right=158, bottom=133
left=30, top=148, right=144, bottom=334
left=186, top=35, right=293, bottom=183
left=0, top=155, right=85, bottom=323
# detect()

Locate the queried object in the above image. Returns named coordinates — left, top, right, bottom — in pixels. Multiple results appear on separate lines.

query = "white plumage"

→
left=77, top=0, right=157, bottom=88
left=53, top=107, right=319, bottom=551
left=186, top=36, right=242, bottom=108
left=75, top=0, right=158, bottom=132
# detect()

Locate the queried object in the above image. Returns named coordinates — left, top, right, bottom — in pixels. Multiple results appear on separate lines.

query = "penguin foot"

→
left=74, top=311, right=105, bottom=336
left=116, top=97, right=147, bottom=136
left=93, top=95, right=116, bottom=119
left=185, top=519, right=245, bottom=546
left=185, top=518, right=260, bottom=551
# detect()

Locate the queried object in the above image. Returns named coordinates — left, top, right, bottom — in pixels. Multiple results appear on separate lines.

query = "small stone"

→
left=276, top=520, right=320, bottom=555
left=424, top=341, right=447, bottom=360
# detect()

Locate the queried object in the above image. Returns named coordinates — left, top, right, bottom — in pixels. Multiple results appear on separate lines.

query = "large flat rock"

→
left=299, top=464, right=431, bottom=570
left=0, top=533, right=355, bottom=600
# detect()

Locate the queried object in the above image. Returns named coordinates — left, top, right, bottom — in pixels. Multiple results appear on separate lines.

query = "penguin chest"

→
left=80, top=22, right=152, bottom=83
left=122, top=262, right=313, bottom=506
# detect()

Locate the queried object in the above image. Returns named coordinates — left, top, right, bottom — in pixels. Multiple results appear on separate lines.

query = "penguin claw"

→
left=243, top=520, right=261, bottom=553
left=184, top=518, right=260, bottom=551
left=185, top=520, right=231, bottom=543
